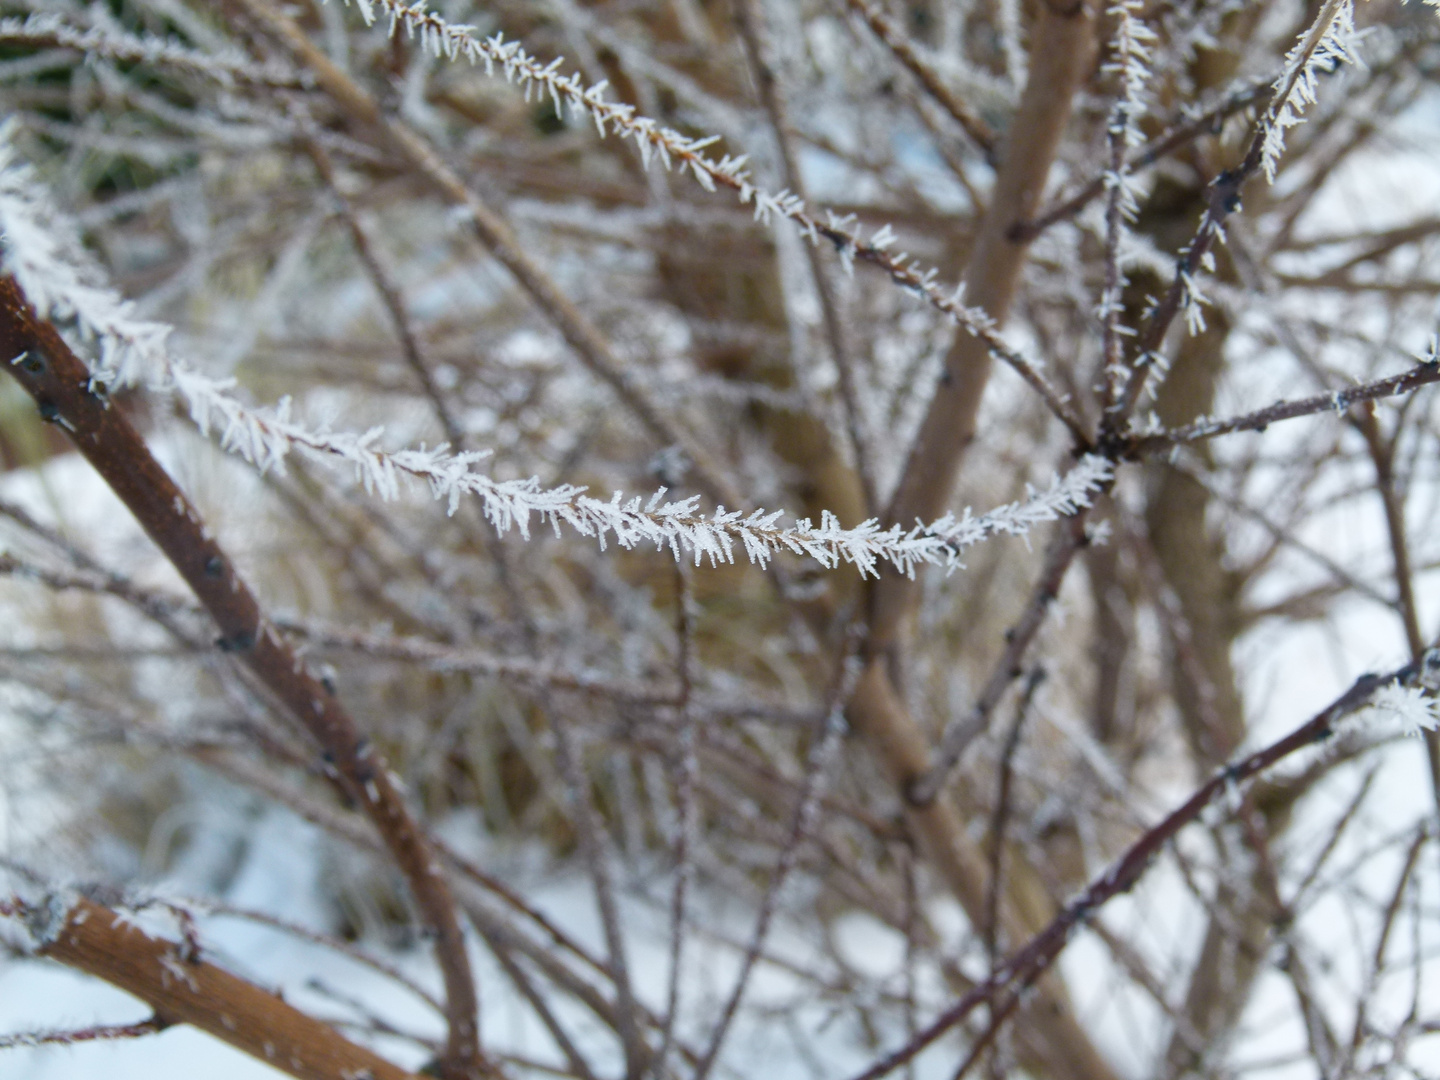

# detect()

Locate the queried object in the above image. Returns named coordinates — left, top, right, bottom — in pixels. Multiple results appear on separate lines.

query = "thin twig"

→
left=909, top=513, right=1091, bottom=806
left=845, top=662, right=1415, bottom=1080
left=1129, top=360, right=1440, bottom=453
left=841, top=0, right=998, bottom=159
left=692, top=644, right=861, bottom=1080
left=734, top=0, right=878, bottom=515
left=0, top=276, right=489, bottom=1080
left=0, top=1017, right=170, bottom=1049
left=546, top=699, right=646, bottom=1080
left=1354, top=401, right=1440, bottom=832
left=656, top=562, right=698, bottom=1080
left=982, top=667, right=1044, bottom=962
left=1013, top=78, right=1269, bottom=241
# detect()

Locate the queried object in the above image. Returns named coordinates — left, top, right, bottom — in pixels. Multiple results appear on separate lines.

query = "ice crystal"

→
left=1367, top=683, right=1440, bottom=738
left=0, top=125, right=1110, bottom=578
left=1260, top=0, right=1363, bottom=183
left=310, top=0, right=1051, bottom=389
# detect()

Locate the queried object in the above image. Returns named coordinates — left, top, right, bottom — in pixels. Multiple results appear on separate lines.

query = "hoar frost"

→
left=1365, top=683, right=1440, bottom=738
left=0, top=123, right=1110, bottom=578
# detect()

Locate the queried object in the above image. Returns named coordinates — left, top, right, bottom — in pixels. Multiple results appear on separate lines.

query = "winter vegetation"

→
left=3, top=0, right=1440, bottom=1079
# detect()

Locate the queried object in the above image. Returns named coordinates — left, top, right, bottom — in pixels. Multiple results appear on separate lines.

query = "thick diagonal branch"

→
left=26, top=895, right=422, bottom=1080
left=869, top=0, right=1095, bottom=650
left=0, top=276, right=489, bottom=1080
left=838, top=6, right=1109, bottom=1079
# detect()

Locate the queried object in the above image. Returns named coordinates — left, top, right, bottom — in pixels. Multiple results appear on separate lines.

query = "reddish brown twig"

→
left=0, top=1017, right=169, bottom=1049
left=0, top=275, right=489, bottom=1080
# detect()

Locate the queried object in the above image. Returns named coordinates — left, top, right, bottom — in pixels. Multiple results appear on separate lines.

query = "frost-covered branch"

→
left=1129, top=356, right=1440, bottom=452
left=0, top=126, right=1108, bottom=576
left=1102, top=1, right=1369, bottom=424
left=1098, top=0, right=1155, bottom=400
left=314, top=0, right=1081, bottom=433
left=1260, top=0, right=1362, bottom=183
left=1014, top=76, right=1270, bottom=240
left=0, top=271, right=488, bottom=1078
left=850, top=659, right=1440, bottom=1080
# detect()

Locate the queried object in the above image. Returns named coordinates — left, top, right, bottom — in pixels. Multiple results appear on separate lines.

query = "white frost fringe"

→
left=1260, top=0, right=1364, bottom=183
left=0, top=125, right=1109, bottom=578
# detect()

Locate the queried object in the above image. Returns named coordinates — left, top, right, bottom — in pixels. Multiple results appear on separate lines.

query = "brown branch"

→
left=842, top=0, right=998, bottom=160
left=0, top=1017, right=169, bottom=1049
left=230, top=0, right=743, bottom=510
left=1354, top=403, right=1440, bottom=829
left=1128, top=360, right=1440, bottom=454
left=1012, top=78, right=1269, bottom=241
left=845, top=663, right=1411, bottom=1080
left=839, top=8, right=1117, bottom=1079
left=19, top=894, right=422, bottom=1080
left=1355, top=406, right=1426, bottom=659
left=734, top=0, right=878, bottom=515
left=869, top=0, right=1096, bottom=650
left=0, top=276, right=490, bottom=1080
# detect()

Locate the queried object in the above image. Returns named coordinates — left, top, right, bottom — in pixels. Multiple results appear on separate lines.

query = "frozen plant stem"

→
left=0, top=118, right=1110, bottom=580
left=1105, top=0, right=1366, bottom=429
left=1130, top=360, right=1440, bottom=453
left=0, top=276, right=490, bottom=1080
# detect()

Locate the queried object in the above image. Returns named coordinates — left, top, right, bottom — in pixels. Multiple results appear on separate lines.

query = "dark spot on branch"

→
left=215, top=630, right=255, bottom=653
